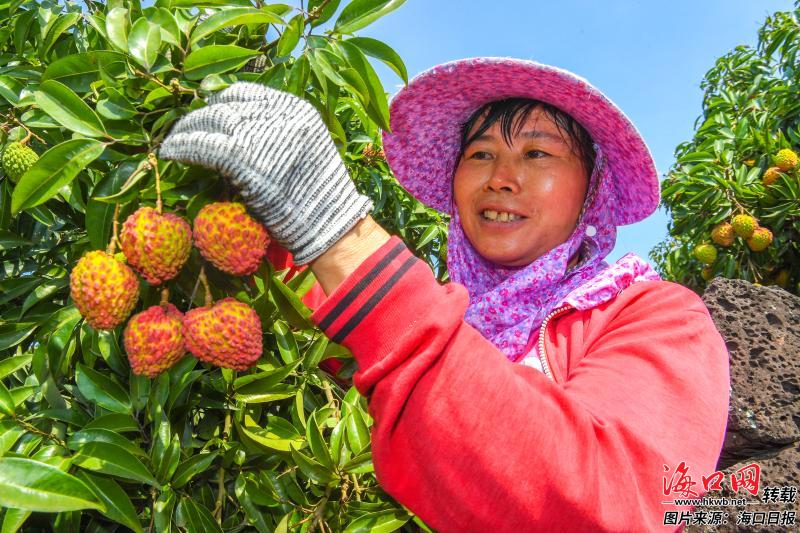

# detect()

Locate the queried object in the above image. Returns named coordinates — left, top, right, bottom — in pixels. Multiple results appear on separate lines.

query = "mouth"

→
left=478, top=209, right=527, bottom=228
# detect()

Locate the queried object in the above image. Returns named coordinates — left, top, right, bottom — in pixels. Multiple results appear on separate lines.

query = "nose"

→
left=483, top=158, right=520, bottom=193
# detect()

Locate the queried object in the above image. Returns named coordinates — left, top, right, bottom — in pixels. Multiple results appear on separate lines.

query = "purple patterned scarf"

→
left=447, top=143, right=661, bottom=365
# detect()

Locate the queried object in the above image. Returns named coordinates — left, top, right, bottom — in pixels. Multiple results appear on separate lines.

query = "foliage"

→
left=0, top=0, right=447, bottom=531
left=652, top=2, right=800, bottom=294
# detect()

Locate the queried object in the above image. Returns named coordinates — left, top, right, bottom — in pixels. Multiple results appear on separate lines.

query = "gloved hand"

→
left=158, top=82, right=373, bottom=265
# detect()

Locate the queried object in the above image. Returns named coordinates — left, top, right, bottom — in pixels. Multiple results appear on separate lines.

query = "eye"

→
left=468, top=150, right=492, bottom=160
left=525, top=150, right=548, bottom=159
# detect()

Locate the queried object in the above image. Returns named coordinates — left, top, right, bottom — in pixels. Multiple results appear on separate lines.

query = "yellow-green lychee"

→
left=746, top=227, right=773, bottom=252
left=70, top=250, right=140, bottom=330
left=762, top=166, right=783, bottom=186
left=182, top=297, right=262, bottom=371
left=2, top=142, right=38, bottom=182
left=120, top=207, right=192, bottom=285
left=743, top=159, right=756, bottom=167
left=774, top=269, right=791, bottom=288
left=193, top=202, right=269, bottom=276
left=701, top=267, right=714, bottom=281
left=731, top=214, right=757, bottom=239
left=774, top=148, right=798, bottom=172
left=710, top=222, right=735, bottom=247
left=694, top=244, right=718, bottom=265
left=123, top=303, right=185, bottom=377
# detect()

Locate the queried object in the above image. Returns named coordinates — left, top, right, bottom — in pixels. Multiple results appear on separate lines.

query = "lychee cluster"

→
left=2, top=141, right=39, bottom=182
left=698, top=213, right=774, bottom=281
left=70, top=201, right=270, bottom=377
left=761, top=148, right=799, bottom=186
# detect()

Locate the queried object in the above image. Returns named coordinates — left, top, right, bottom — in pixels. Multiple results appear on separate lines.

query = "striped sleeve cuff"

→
left=310, top=235, right=431, bottom=367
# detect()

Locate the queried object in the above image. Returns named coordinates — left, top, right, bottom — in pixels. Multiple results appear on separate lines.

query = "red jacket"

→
left=303, top=236, right=730, bottom=532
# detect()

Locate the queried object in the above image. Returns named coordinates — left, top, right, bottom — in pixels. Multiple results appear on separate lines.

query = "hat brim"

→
left=381, top=57, right=659, bottom=226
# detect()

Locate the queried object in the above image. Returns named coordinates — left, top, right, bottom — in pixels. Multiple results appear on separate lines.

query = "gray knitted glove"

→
left=158, top=82, right=373, bottom=265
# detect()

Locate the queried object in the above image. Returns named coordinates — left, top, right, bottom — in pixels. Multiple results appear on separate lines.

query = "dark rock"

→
left=682, top=279, right=800, bottom=532
left=701, top=279, right=800, bottom=469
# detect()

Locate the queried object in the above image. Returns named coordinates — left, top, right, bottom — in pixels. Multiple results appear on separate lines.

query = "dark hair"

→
left=458, top=98, right=596, bottom=175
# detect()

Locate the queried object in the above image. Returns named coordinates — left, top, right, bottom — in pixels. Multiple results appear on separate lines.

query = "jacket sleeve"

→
left=309, top=236, right=730, bottom=532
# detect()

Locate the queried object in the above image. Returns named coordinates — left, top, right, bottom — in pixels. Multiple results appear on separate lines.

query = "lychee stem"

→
left=148, top=153, right=162, bottom=214
left=106, top=204, right=121, bottom=255
left=199, top=266, right=213, bottom=306
left=160, top=287, right=170, bottom=306
left=4, top=111, right=45, bottom=145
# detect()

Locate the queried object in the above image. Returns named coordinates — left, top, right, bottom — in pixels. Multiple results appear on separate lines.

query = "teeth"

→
left=482, top=210, right=521, bottom=222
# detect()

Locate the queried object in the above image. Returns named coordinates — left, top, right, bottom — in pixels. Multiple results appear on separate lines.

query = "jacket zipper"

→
left=538, top=305, right=572, bottom=382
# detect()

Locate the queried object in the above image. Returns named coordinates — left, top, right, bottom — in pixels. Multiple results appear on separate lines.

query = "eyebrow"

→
left=471, top=130, right=566, bottom=144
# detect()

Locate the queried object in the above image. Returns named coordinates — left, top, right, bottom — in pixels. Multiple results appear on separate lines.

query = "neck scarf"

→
left=447, top=143, right=661, bottom=365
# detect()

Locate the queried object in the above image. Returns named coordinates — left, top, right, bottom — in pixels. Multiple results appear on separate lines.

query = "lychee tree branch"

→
left=148, top=153, right=162, bottom=214
left=199, top=267, right=212, bottom=305
left=106, top=204, right=122, bottom=255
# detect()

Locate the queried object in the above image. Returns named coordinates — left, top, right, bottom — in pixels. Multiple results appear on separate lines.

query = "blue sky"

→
left=293, top=0, right=793, bottom=263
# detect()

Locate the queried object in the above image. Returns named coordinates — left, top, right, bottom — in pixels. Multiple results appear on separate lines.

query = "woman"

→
left=160, top=57, right=730, bottom=532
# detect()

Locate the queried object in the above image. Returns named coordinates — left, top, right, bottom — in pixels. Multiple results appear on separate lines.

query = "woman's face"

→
left=453, top=107, right=590, bottom=267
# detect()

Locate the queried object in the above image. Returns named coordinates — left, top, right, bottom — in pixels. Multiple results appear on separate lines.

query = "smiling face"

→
left=453, top=105, right=590, bottom=267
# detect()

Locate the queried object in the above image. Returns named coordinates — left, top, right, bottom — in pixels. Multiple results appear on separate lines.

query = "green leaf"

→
left=342, top=451, right=374, bottom=474
left=20, top=277, right=68, bottom=318
left=272, top=320, right=299, bottom=364
left=35, top=80, right=107, bottom=138
left=183, top=45, right=260, bottom=80
left=289, top=444, right=337, bottom=485
left=68, top=428, right=146, bottom=457
left=343, top=509, right=411, bottom=533
left=11, top=139, right=106, bottom=214
left=105, top=7, right=130, bottom=53
left=73, top=441, right=157, bottom=486
left=75, top=363, right=132, bottom=414
left=0, top=75, right=25, bottom=106
left=306, top=411, right=333, bottom=470
left=346, top=407, right=371, bottom=455
left=304, top=334, right=328, bottom=369
left=237, top=417, right=304, bottom=452
left=176, top=497, right=221, bottom=533
left=150, top=8, right=182, bottom=47
left=41, top=51, right=128, bottom=93
left=0, top=458, right=105, bottom=513
left=336, top=41, right=390, bottom=131
left=334, top=0, right=407, bottom=34
left=75, top=470, right=143, bottom=533
left=269, top=276, right=313, bottom=330
left=41, top=13, right=81, bottom=58
left=0, top=230, right=32, bottom=250
left=0, top=382, right=14, bottom=417
left=346, top=37, right=408, bottom=84
left=85, top=413, right=139, bottom=433
left=277, top=14, right=304, bottom=57
left=128, top=17, right=162, bottom=70
left=86, top=161, right=131, bottom=249
left=0, top=354, right=32, bottom=380
left=190, top=8, right=282, bottom=45
left=0, top=322, right=38, bottom=351
left=172, top=452, right=219, bottom=489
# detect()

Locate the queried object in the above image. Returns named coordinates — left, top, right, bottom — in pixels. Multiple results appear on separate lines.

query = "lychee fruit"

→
left=693, top=244, right=717, bottom=265
left=710, top=222, right=735, bottom=247
left=746, top=227, right=773, bottom=252
left=731, top=214, right=757, bottom=239
left=192, top=202, right=269, bottom=276
left=743, top=159, right=756, bottom=167
left=701, top=267, right=714, bottom=281
left=762, top=167, right=783, bottom=186
left=362, top=143, right=386, bottom=164
left=183, top=297, right=262, bottom=371
left=774, top=148, right=798, bottom=172
left=2, top=142, right=38, bottom=182
left=70, top=250, right=140, bottom=330
left=120, top=207, right=192, bottom=285
left=123, top=303, right=185, bottom=377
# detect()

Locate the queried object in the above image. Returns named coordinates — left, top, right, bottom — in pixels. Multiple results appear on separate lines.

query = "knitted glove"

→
left=158, top=82, right=373, bottom=265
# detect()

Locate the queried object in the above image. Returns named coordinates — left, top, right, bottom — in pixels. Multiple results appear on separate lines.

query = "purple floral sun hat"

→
left=381, top=57, right=659, bottom=226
